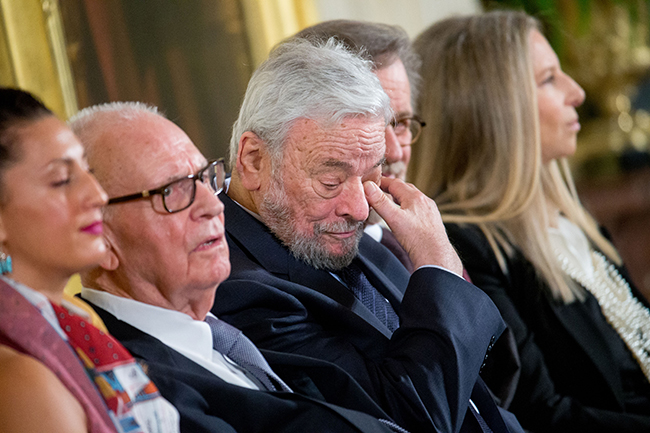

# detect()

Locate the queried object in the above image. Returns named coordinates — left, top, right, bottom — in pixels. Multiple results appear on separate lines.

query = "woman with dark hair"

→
left=0, top=88, right=179, bottom=433
left=411, top=11, right=650, bottom=433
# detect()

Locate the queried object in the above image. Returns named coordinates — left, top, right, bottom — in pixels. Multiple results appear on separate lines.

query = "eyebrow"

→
left=536, top=64, right=557, bottom=77
left=46, top=158, right=75, bottom=171
left=316, top=157, right=384, bottom=174
left=393, top=111, right=414, bottom=120
left=322, top=159, right=353, bottom=170
left=160, top=160, right=209, bottom=184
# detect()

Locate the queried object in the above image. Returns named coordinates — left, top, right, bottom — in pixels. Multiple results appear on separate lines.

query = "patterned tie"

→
left=205, top=315, right=292, bottom=392
left=339, top=260, right=400, bottom=332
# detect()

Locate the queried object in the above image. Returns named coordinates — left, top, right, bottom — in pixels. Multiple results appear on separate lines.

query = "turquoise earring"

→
left=0, top=249, right=11, bottom=274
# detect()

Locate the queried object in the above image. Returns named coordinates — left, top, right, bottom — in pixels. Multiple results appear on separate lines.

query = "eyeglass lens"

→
left=391, top=118, right=422, bottom=145
left=163, top=161, right=224, bottom=213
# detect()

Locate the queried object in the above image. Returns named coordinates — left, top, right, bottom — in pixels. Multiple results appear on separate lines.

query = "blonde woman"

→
left=411, top=11, right=650, bottom=433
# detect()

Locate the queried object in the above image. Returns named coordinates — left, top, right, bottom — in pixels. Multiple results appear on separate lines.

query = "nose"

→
left=82, top=169, right=108, bottom=209
left=565, top=73, right=586, bottom=108
left=384, top=124, right=404, bottom=164
left=190, top=179, right=224, bottom=220
left=335, top=179, right=370, bottom=222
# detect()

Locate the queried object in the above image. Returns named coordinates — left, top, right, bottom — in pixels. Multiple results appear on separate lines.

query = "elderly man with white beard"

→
left=213, top=37, right=523, bottom=433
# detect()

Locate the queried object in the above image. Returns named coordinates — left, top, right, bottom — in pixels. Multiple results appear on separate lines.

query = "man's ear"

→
left=100, top=229, right=119, bottom=271
left=236, top=131, right=269, bottom=191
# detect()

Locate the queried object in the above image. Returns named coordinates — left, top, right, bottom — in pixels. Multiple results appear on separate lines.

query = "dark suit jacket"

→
left=213, top=193, right=523, bottom=433
left=87, top=301, right=409, bottom=433
left=446, top=222, right=650, bottom=433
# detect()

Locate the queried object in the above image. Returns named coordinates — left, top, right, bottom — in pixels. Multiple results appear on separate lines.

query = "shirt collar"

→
left=81, top=287, right=215, bottom=362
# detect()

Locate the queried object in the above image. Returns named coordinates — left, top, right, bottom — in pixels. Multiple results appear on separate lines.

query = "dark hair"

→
left=293, top=20, right=421, bottom=104
left=0, top=87, right=53, bottom=199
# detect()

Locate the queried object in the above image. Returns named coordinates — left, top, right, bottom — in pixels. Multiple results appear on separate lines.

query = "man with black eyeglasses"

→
left=69, top=102, right=410, bottom=433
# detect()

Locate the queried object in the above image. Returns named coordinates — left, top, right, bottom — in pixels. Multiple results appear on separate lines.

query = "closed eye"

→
left=541, top=74, right=555, bottom=85
left=51, top=178, right=71, bottom=187
left=321, top=181, right=340, bottom=189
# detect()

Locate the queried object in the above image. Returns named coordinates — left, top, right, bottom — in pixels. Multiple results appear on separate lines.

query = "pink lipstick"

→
left=81, top=221, right=103, bottom=235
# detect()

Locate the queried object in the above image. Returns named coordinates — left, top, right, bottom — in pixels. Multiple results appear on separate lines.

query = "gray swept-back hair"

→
left=294, top=19, right=421, bottom=105
left=229, top=37, right=392, bottom=169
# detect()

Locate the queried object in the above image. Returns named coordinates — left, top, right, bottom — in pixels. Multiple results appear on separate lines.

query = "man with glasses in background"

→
left=69, top=102, right=413, bottom=432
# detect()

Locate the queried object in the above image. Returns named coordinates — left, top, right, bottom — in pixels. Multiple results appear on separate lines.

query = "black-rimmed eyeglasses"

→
left=107, top=159, right=225, bottom=213
left=389, top=115, right=426, bottom=146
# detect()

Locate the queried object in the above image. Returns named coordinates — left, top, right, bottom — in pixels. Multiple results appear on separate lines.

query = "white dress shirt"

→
left=81, top=288, right=260, bottom=390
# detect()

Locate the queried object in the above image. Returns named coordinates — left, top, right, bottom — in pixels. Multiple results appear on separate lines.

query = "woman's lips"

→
left=81, top=221, right=103, bottom=235
left=568, top=119, right=581, bottom=132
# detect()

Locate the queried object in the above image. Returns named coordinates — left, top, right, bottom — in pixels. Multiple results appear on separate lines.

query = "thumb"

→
left=364, top=181, right=397, bottom=221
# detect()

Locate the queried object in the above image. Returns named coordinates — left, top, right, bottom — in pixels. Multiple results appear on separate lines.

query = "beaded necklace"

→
left=557, top=249, right=650, bottom=383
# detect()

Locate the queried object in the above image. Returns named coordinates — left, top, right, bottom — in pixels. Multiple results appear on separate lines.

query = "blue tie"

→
left=339, top=261, right=400, bottom=332
left=205, top=315, right=292, bottom=392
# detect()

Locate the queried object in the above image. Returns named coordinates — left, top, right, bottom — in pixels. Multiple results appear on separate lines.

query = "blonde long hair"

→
left=411, top=11, right=620, bottom=303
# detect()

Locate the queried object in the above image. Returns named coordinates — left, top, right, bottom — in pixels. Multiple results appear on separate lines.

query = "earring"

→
left=0, top=248, right=11, bottom=274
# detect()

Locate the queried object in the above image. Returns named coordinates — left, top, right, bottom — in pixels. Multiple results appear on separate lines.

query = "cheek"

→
left=402, top=146, right=412, bottom=165
left=289, top=180, right=332, bottom=221
left=22, top=203, right=71, bottom=245
left=120, top=216, right=180, bottom=264
left=537, top=92, right=562, bottom=130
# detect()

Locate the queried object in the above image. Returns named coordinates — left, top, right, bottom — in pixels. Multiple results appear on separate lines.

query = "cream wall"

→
left=313, top=0, right=481, bottom=38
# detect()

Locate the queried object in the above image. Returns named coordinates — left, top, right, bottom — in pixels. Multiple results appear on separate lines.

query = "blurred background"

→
left=2, top=0, right=649, bottom=298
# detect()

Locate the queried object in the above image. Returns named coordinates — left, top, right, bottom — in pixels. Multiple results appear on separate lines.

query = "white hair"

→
left=229, top=37, right=392, bottom=169
left=68, top=101, right=162, bottom=133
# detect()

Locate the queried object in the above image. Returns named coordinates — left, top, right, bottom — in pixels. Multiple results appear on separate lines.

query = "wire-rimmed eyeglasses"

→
left=107, top=158, right=225, bottom=213
left=389, top=115, right=426, bottom=146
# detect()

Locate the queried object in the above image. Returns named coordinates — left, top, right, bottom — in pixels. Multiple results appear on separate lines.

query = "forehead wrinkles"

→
left=285, top=118, right=385, bottom=175
left=328, top=127, right=383, bottom=155
left=99, top=120, right=204, bottom=196
left=299, top=119, right=384, bottom=149
left=310, top=127, right=383, bottom=171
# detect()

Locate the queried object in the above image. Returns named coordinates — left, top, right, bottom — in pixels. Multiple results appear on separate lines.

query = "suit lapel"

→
left=505, top=248, right=626, bottom=408
left=550, top=299, right=625, bottom=405
left=470, top=378, right=511, bottom=433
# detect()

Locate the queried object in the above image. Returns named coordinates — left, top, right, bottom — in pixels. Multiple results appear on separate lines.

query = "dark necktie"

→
left=205, top=315, right=292, bottom=392
left=339, top=260, right=400, bottom=332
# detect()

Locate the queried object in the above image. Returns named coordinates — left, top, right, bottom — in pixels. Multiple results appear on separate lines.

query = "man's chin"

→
left=288, top=237, right=359, bottom=271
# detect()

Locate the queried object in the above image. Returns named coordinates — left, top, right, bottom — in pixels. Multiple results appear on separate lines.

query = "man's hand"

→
left=364, top=178, right=463, bottom=275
